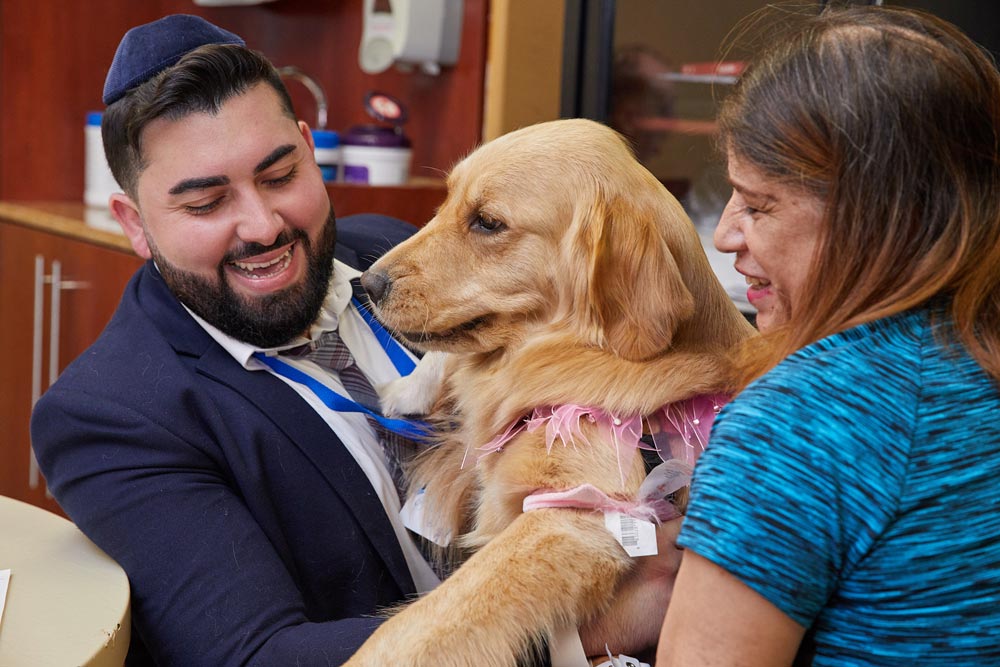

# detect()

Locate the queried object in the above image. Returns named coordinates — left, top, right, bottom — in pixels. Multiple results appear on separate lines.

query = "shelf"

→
left=659, top=73, right=738, bottom=85
left=663, top=61, right=745, bottom=85
left=633, top=117, right=719, bottom=136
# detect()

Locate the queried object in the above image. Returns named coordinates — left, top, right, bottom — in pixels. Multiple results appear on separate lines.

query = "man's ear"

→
left=109, top=193, right=152, bottom=259
left=299, top=120, right=315, bottom=152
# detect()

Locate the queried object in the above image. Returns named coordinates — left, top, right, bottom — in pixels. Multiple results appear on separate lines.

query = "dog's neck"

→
left=444, top=330, right=737, bottom=453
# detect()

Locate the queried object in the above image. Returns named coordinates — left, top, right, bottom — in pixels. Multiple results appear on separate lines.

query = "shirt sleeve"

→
left=678, top=350, right=913, bottom=627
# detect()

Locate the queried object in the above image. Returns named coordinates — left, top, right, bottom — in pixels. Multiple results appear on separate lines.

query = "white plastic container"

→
left=85, top=112, right=120, bottom=208
left=341, top=94, right=413, bottom=186
left=341, top=144, right=412, bottom=186
left=311, top=129, right=341, bottom=183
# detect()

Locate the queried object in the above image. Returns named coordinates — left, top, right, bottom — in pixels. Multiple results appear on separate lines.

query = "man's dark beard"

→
left=154, top=209, right=337, bottom=348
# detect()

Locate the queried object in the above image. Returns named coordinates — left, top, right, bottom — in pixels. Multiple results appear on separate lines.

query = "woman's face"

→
left=714, top=150, right=825, bottom=332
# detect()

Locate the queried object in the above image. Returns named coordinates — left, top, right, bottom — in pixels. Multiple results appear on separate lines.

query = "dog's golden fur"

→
left=348, top=119, right=755, bottom=666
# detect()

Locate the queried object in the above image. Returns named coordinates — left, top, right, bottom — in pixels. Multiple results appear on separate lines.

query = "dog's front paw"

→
left=379, top=375, right=435, bottom=417
left=378, top=351, right=449, bottom=417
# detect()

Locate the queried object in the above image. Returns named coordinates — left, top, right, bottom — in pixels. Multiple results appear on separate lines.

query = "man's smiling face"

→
left=112, top=82, right=337, bottom=347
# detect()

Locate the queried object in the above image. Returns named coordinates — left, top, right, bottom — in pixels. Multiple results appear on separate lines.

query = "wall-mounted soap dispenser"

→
left=358, top=0, right=464, bottom=75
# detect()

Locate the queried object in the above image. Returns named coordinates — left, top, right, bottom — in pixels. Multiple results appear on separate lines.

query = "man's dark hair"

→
left=102, top=43, right=296, bottom=198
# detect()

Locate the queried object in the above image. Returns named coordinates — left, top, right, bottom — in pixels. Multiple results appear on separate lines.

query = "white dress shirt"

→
left=183, top=259, right=440, bottom=594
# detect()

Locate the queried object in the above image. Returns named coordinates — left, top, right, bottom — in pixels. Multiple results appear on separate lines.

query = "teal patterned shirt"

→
left=680, top=307, right=1000, bottom=665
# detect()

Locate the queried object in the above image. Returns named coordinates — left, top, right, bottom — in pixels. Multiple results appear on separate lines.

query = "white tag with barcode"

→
left=400, top=487, right=453, bottom=547
left=604, top=511, right=657, bottom=557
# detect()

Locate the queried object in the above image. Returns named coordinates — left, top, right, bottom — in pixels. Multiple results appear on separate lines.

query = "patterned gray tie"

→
left=285, top=329, right=410, bottom=497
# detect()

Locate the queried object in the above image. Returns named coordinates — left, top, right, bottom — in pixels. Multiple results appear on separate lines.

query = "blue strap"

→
left=254, top=352, right=431, bottom=440
left=352, top=296, right=416, bottom=375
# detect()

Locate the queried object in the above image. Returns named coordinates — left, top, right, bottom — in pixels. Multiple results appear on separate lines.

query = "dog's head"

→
left=362, top=118, right=701, bottom=361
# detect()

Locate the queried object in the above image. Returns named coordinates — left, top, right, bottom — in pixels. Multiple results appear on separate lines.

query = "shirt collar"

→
left=182, top=258, right=361, bottom=369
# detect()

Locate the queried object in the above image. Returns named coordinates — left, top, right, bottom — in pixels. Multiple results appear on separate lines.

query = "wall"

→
left=483, top=0, right=565, bottom=141
left=0, top=0, right=487, bottom=207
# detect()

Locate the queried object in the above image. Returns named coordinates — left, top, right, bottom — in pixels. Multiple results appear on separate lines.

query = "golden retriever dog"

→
left=350, top=118, right=755, bottom=666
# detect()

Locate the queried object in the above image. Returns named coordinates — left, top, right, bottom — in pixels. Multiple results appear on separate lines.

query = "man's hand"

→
left=579, top=516, right=684, bottom=659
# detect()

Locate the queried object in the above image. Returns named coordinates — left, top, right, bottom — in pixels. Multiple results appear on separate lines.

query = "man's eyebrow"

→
left=168, top=175, right=230, bottom=196
left=255, top=144, right=297, bottom=175
left=165, top=144, right=298, bottom=196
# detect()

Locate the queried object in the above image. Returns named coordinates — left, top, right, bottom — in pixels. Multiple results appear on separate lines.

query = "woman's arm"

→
left=657, top=551, right=805, bottom=667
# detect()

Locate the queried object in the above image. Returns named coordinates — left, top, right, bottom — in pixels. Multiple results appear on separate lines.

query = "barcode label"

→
left=603, top=511, right=658, bottom=557
left=620, top=516, right=639, bottom=548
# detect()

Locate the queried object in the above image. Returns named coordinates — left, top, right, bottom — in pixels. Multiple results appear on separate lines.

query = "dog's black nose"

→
left=361, top=269, right=392, bottom=305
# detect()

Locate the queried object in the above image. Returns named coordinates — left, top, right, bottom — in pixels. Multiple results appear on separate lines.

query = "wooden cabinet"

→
left=0, top=206, right=142, bottom=513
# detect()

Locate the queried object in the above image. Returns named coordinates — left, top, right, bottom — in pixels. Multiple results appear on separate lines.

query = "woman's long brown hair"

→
left=720, top=5, right=1000, bottom=388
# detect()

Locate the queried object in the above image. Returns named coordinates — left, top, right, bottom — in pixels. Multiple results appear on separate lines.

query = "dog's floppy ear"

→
left=563, top=176, right=695, bottom=361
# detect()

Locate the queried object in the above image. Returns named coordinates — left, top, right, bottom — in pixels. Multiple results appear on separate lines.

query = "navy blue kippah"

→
left=102, top=14, right=245, bottom=105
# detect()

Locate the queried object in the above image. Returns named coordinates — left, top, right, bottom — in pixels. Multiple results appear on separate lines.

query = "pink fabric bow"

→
left=522, top=483, right=673, bottom=523
left=479, top=394, right=729, bottom=522
left=522, top=459, right=696, bottom=523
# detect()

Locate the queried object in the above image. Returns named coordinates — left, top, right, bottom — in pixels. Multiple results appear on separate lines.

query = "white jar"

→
left=311, top=129, right=341, bottom=183
left=341, top=123, right=413, bottom=186
left=84, top=112, right=120, bottom=208
left=341, top=144, right=412, bottom=186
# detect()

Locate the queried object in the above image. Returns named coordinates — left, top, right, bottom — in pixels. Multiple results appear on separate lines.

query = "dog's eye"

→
left=471, top=215, right=506, bottom=234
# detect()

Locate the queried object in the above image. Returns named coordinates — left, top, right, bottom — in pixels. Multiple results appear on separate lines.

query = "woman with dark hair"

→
left=657, top=5, right=1000, bottom=666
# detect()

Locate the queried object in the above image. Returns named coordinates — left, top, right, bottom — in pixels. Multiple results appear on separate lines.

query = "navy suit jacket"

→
left=32, top=214, right=420, bottom=666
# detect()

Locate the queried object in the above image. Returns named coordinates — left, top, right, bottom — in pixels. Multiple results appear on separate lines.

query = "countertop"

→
left=0, top=202, right=132, bottom=253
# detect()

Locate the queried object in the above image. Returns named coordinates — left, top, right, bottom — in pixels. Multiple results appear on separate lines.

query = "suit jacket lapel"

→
left=135, top=262, right=417, bottom=597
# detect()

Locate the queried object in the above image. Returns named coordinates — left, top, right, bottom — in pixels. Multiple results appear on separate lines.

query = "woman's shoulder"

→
left=716, top=309, right=938, bottom=451
left=751, top=308, right=932, bottom=401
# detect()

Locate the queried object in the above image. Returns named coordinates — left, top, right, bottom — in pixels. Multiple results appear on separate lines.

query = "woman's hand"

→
left=579, top=516, right=685, bottom=659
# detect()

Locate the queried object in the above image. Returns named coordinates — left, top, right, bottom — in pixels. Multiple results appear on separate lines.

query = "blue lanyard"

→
left=253, top=298, right=429, bottom=440
left=351, top=297, right=416, bottom=376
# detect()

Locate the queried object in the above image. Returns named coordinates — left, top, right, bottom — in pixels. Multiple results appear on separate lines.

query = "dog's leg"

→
left=379, top=350, right=450, bottom=417
left=344, top=509, right=632, bottom=667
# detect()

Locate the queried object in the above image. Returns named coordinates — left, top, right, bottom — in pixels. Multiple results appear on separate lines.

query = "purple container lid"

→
left=342, top=124, right=411, bottom=148
left=365, top=91, right=409, bottom=125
